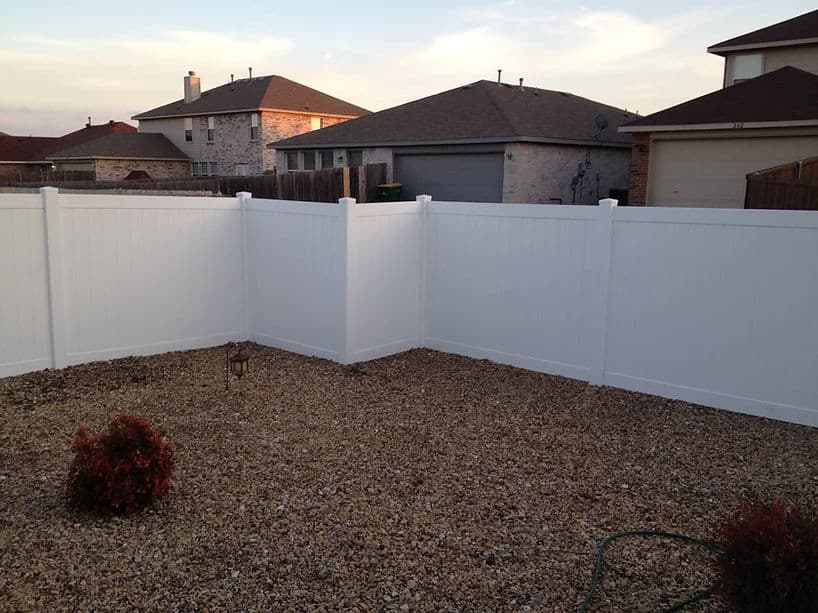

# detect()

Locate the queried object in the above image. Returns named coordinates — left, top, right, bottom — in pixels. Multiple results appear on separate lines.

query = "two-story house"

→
left=133, top=71, right=369, bottom=177
left=620, top=9, right=818, bottom=207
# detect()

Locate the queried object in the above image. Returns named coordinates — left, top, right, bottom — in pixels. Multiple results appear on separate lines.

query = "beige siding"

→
left=764, top=44, right=818, bottom=75
left=647, top=135, right=818, bottom=208
left=502, top=143, right=630, bottom=204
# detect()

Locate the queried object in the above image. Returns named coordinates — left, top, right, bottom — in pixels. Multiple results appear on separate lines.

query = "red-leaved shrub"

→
left=67, top=413, right=175, bottom=515
left=719, top=500, right=818, bottom=612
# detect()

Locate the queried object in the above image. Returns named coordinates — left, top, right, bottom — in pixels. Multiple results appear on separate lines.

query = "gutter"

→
left=269, top=135, right=632, bottom=150
left=132, top=107, right=362, bottom=121
left=620, top=119, right=818, bottom=133
left=707, top=36, right=818, bottom=55
left=47, top=156, right=190, bottom=162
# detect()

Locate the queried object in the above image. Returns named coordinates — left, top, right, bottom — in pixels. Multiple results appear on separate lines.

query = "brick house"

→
left=270, top=79, right=635, bottom=204
left=133, top=71, right=369, bottom=177
left=0, top=120, right=135, bottom=181
left=47, top=132, right=189, bottom=180
left=620, top=9, right=818, bottom=207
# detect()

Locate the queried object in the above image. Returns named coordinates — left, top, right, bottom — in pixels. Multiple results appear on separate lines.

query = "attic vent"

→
left=461, top=85, right=474, bottom=90
left=559, top=92, right=569, bottom=97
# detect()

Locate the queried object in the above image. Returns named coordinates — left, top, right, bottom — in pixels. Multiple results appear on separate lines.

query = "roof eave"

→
left=620, top=119, right=818, bottom=133
left=133, top=107, right=363, bottom=121
left=269, top=135, right=631, bottom=150
left=0, top=160, right=51, bottom=164
left=47, top=155, right=189, bottom=161
left=707, top=36, right=818, bottom=55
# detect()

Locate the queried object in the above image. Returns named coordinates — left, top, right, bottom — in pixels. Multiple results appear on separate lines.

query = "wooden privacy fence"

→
left=745, top=156, right=818, bottom=210
left=0, top=163, right=388, bottom=203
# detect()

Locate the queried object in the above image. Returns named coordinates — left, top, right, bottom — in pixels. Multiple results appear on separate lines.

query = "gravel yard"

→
left=1, top=345, right=816, bottom=612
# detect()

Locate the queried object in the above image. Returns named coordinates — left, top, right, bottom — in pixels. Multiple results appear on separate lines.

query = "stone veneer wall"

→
left=626, top=134, right=650, bottom=205
left=502, top=143, right=631, bottom=204
left=140, top=112, right=354, bottom=176
left=92, top=159, right=191, bottom=181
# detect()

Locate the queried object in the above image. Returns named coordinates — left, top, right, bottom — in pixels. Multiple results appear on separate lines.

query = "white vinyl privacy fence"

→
left=2, top=189, right=817, bottom=427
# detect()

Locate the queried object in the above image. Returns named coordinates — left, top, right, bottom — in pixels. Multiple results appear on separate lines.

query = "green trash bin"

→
left=377, top=183, right=403, bottom=202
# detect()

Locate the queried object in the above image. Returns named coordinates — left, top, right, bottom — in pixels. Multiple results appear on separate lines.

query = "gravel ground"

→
left=1, top=345, right=816, bottom=612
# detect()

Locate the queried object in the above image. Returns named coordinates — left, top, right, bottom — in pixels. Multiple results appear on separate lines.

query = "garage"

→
left=648, top=136, right=818, bottom=207
left=394, top=153, right=505, bottom=203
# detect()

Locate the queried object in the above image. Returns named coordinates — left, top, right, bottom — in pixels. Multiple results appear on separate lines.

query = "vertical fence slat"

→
left=41, top=187, right=68, bottom=368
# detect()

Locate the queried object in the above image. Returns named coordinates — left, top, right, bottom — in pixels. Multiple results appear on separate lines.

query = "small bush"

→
left=67, top=413, right=175, bottom=515
left=718, top=500, right=818, bottom=612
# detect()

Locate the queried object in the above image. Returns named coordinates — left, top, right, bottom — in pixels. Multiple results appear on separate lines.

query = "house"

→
left=0, top=120, right=135, bottom=181
left=269, top=79, right=635, bottom=204
left=47, top=133, right=190, bottom=180
left=132, top=71, right=369, bottom=177
left=621, top=9, right=818, bottom=207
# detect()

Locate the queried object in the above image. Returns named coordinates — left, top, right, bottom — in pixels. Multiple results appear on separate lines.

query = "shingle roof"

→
left=133, top=75, right=370, bottom=120
left=270, top=80, right=635, bottom=149
left=708, top=9, right=818, bottom=54
left=621, top=67, right=818, bottom=131
left=0, top=121, right=137, bottom=162
left=47, top=133, right=188, bottom=160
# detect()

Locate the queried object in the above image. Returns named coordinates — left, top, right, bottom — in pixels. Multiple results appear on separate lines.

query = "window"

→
left=235, top=164, right=250, bottom=176
left=250, top=113, right=259, bottom=140
left=347, top=149, right=363, bottom=167
left=302, top=151, right=316, bottom=170
left=184, top=117, right=193, bottom=142
left=210, top=162, right=218, bottom=176
left=320, top=150, right=334, bottom=169
left=192, top=162, right=199, bottom=176
left=199, top=162, right=208, bottom=177
left=207, top=116, right=215, bottom=142
left=286, top=151, right=299, bottom=171
left=731, top=53, right=763, bottom=85
left=310, top=116, right=322, bottom=131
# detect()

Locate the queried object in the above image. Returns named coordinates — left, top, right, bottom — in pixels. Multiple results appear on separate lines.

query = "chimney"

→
left=519, top=77, right=524, bottom=90
left=230, top=73, right=234, bottom=83
left=86, top=116, right=91, bottom=128
left=497, top=69, right=502, bottom=84
left=184, top=70, right=201, bottom=103
left=248, top=66, right=253, bottom=79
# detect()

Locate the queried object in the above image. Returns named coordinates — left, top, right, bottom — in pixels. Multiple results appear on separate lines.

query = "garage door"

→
left=649, top=136, right=818, bottom=208
left=395, top=153, right=504, bottom=202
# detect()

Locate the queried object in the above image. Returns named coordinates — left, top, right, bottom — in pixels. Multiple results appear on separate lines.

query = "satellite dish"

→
left=594, top=114, right=609, bottom=131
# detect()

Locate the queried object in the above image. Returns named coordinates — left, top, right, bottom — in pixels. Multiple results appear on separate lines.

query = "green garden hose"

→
left=578, top=529, right=724, bottom=613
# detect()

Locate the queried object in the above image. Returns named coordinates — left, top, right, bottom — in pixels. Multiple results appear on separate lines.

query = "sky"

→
left=1, top=1, right=815, bottom=136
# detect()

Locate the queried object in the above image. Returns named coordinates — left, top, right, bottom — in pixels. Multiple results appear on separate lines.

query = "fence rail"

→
left=0, top=163, right=387, bottom=203
left=2, top=189, right=817, bottom=427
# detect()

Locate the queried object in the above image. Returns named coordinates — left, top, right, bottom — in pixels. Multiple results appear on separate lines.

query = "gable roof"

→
left=708, top=9, right=818, bottom=54
left=47, top=133, right=188, bottom=160
left=133, top=75, right=370, bottom=120
left=0, top=135, right=60, bottom=163
left=0, top=121, right=137, bottom=163
left=270, top=80, right=635, bottom=150
left=621, top=67, right=818, bottom=132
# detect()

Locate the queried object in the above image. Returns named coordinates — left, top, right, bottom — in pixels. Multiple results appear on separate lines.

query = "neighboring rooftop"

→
left=270, top=80, right=635, bottom=150
left=621, top=67, right=818, bottom=132
left=133, top=75, right=370, bottom=120
left=0, top=121, right=137, bottom=162
left=708, top=9, right=818, bottom=54
left=48, top=133, right=188, bottom=160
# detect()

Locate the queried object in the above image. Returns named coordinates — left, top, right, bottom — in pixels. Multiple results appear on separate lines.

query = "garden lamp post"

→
left=225, top=343, right=249, bottom=389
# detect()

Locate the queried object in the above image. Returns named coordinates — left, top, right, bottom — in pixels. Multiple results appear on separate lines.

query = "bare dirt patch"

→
left=1, top=345, right=816, bottom=611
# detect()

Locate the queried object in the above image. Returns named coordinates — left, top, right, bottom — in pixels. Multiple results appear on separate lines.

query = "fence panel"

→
left=0, top=194, right=52, bottom=376
left=424, top=202, right=602, bottom=381
left=604, top=207, right=818, bottom=425
left=346, top=201, right=424, bottom=362
left=244, top=198, right=346, bottom=361
left=57, top=193, right=244, bottom=364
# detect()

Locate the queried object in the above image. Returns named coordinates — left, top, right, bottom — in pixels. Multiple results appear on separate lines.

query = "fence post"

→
left=416, top=194, right=432, bottom=347
left=588, top=198, right=618, bottom=385
left=338, top=197, right=356, bottom=364
left=237, top=191, right=251, bottom=341
left=41, top=187, right=68, bottom=369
